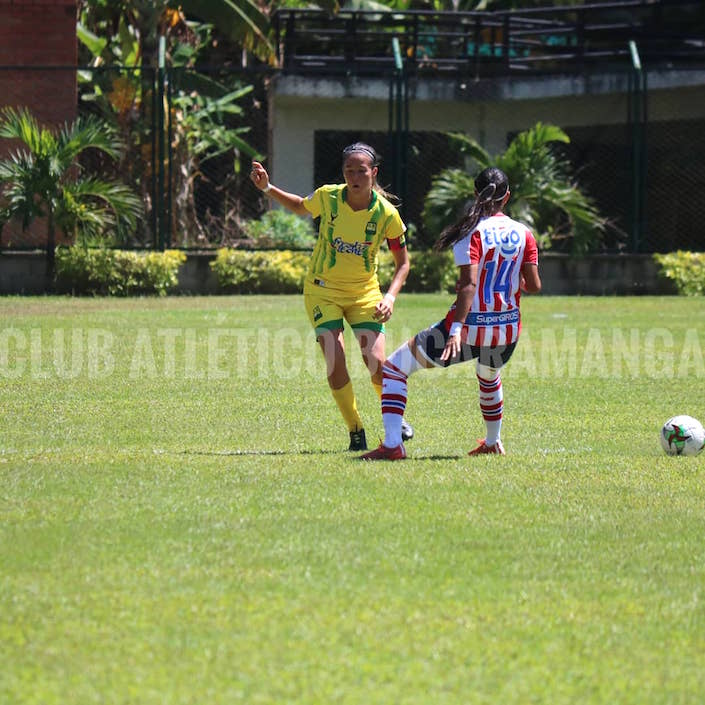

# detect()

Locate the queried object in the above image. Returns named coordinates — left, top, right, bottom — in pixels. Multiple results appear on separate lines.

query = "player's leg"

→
left=348, top=286, right=416, bottom=446
left=468, top=343, right=516, bottom=456
left=360, top=332, right=433, bottom=460
left=304, top=285, right=365, bottom=450
left=317, top=329, right=366, bottom=450
left=469, top=361, right=505, bottom=455
left=346, top=284, right=386, bottom=396
left=354, top=326, right=416, bottom=444
left=353, top=327, right=385, bottom=394
left=381, top=320, right=474, bottom=447
left=384, top=335, right=429, bottom=443
left=343, top=286, right=390, bottom=453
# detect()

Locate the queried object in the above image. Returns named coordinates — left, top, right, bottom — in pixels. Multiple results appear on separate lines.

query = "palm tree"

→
left=422, top=122, right=609, bottom=254
left=78, top=1, right=276, bottom=68
left=0, top=107, right=142, bottom=284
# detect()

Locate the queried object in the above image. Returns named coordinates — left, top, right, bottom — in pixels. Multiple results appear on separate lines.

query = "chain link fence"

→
left=167, top=67, right=269, bottom=248
left=1, top=65, right=704, bottom=254
left=0, top=65, right=270, bottom=251
left=314, top=129, right=464, bottom=250
left=560, top=111, right=705, bottom=254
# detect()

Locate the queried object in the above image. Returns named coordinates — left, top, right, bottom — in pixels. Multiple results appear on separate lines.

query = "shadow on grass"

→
left=412, top=454, right=465, bottom=461
left=156, top=450, right=466, bottom=460
left=162, top=448, right=341, bottom=456
left=351, top=454, right=465, bottom=462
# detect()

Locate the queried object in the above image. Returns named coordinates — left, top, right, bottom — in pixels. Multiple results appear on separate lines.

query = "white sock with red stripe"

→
left=381, top=343, right=424, bottom=448
left=476, top=364, right=503, bottom=447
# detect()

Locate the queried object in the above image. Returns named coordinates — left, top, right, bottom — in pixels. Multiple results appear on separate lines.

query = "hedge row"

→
left=653, top=251, right=705, bottom=296
left=53, top=246, right=705, bottom=297
left=210, top=247, right=457, bottom=294
left=56, top=246, right=455, bottom=296
left=56, top=247, right=186, bottom=296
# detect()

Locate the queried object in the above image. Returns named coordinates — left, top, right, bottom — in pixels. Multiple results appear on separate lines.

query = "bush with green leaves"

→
left=0, top=107, right=142, bottom=280
left=211, top=248, right=310, bottom=294
left=56, top=247, right=186, bottom=296
left=241, top=210, right=317, bottom=251
left=423, top=123, right=609, bottom=255
left=405, top=249, right=456, bottom=293
left=211, top=246, right=457, bottom=295
left=653, top=251, right=705, bottom=295
left=375, top=249, right=396, bottom=291
left=377, top=248, right=455, bottom=293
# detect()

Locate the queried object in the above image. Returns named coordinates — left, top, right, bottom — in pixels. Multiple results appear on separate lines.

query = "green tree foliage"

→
left=178, top=0, right=275, bottom=64
left=77, top=1, right=171, bottom=68
left=422, top=123, right=608, bottom=254
left=0, top=108, right=142, bottom=282
left=78, top=0, right=275, bottom=68
left=77, top=1, right=269, bottom=247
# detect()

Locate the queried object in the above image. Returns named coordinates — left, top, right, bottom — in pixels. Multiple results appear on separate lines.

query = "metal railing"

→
left=273, top=0, right=705, bottom=79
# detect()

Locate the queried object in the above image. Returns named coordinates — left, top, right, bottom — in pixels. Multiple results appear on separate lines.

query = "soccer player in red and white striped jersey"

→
left=361, top=167, right=541, bottom=461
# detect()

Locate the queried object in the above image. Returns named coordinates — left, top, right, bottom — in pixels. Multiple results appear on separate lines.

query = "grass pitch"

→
left=1, top=294, right=705, bottom=704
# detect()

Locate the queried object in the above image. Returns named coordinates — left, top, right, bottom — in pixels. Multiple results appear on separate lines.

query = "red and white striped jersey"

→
left=447, top=212, right=538, bottom=346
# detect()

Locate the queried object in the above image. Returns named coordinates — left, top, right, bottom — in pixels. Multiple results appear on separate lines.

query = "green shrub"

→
left=375, top=249, right=396, bottom=290
left=56, top=247, right=186, bottom=296
left=242, top=210, right=317, bottom=250
left=653, top=251, right=705, bottom=296
left=377, top=248, right=456, bottom=293
left=210, top=249, right=310, bottom=294
left=211, top=247, right=458, bottom=295
left=405, top=249, right=456, bottom=293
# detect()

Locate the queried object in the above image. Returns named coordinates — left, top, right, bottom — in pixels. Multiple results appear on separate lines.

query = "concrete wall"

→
left=0, top=252, right=48, bottom=295
left=268, top=70, right=705, bottom=199
left=0, top=251, right=676, bottom=297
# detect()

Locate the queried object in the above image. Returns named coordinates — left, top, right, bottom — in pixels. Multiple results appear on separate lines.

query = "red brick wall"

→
left=0, top=1, right=77, bottom=247
left=0, top=0, right=77, bottom=126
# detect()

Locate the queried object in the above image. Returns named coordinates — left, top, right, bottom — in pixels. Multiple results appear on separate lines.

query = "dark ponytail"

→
left=434, top=167, right=509, bottom=251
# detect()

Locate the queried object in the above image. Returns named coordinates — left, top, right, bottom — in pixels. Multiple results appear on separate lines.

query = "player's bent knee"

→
left=476, top=362, right=500, bottom=380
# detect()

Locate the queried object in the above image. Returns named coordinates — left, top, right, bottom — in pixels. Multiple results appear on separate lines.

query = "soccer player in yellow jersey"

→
left=250, top=143, right=413, bottom=450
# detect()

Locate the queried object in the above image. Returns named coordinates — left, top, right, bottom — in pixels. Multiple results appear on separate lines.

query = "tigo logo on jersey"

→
left=483, top=226, right=521, bottom=255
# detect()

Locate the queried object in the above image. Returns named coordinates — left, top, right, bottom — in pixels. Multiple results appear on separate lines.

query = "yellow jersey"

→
left=303, top=185, right=406, bottom=292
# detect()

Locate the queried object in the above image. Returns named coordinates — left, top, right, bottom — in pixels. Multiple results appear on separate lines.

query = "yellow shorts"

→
left=303, top=278, right=384, bottom=336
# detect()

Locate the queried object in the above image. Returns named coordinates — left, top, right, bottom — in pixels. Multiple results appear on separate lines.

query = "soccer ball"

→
left=660, top=415, right=705, bottom=457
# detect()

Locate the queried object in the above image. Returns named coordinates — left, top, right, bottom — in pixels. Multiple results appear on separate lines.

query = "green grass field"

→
left=2, top=294, right=705, bottom=704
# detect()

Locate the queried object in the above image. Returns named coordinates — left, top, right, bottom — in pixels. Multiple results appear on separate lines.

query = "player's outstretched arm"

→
left=250, top=160, right=308, bottom=217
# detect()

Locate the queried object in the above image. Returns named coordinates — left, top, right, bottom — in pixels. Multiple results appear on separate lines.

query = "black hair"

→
left=342, top=142, right=380, bottom=167
left=341, top=142, right=399, bottom=203
left=434, top=167, right=510, bottom=251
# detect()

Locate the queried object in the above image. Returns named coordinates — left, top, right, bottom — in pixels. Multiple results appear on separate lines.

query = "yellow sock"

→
left=331, top=381, right=363, bottom=432
left=372, top=381, right=382, bottom=399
